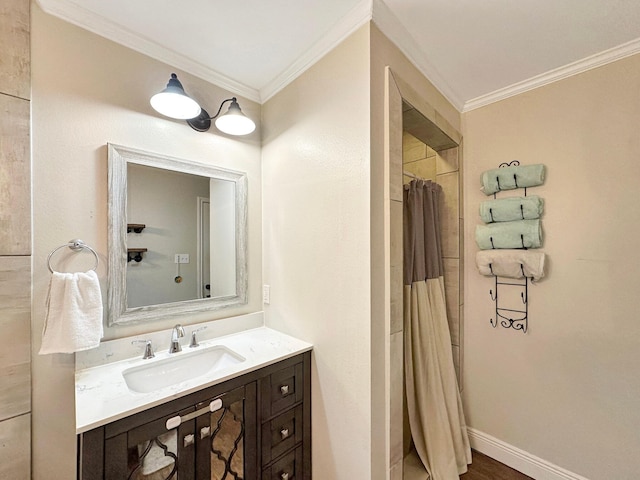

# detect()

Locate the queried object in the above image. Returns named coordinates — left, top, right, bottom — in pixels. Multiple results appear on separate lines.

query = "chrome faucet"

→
left=169, top=324, right=185, bottom=353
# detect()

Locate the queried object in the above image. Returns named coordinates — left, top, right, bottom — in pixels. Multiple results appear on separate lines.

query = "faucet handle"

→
left=131, top=339, right=155, bottom=359
left=172, top=324, right=185, bottom=338
left=189, top=326, right=208, bottom=348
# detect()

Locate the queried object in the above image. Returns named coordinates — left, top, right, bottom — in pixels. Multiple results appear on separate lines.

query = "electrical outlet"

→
left=263, top=285, right=270, bottom=304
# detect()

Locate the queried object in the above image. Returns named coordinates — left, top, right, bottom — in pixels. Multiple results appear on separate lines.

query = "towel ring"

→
left=47, top=239, right=99, bottom=274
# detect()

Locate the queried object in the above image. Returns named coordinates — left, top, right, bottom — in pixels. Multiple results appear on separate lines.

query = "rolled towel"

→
left=479, top=195, right=544, bottom=223
left=475, top=219, right=542, bottom=250
left=481, top=164, right=545, bottom=195
left=476, top=250, right=546, bottom=281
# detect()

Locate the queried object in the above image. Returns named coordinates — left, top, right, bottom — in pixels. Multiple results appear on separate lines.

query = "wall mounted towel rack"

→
left=489, top=275, right=529, bottom=332
left=47, top=239, right=99, bottom=273
left=480, top=160, right=546, bottom=334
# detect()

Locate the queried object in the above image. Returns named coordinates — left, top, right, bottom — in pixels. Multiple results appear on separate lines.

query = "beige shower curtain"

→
left=403, top=179, right=471, bottom=479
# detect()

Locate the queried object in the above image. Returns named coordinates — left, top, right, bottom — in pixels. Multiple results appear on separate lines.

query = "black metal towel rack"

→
left=486, top=160, right=532, bottom=333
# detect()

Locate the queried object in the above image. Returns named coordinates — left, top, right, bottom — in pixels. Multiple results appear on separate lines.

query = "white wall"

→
left=462, top=54, right=640, bottom=480
left=262, top=25, right=372, bottom=479
left=31, top=5, right=262, bottom=477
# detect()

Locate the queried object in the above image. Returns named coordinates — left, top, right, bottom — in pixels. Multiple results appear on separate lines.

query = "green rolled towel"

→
left=481, top=164, right=545, bottom=195
left=475, top=219, right=543, bottom=250
left=479, top=195, right=544, bottom=223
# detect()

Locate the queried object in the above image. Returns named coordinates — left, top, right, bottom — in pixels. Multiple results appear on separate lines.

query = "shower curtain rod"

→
left=403, top=170, right=426, bottom=180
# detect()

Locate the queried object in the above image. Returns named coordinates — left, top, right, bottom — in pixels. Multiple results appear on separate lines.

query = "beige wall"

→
left=462, top=54, right=640, bottom=479
left=262, top=25, right=372, bottom=479
left=31, top=5, right=262, bottom=477
left=0, top=0, right=31, bottom=478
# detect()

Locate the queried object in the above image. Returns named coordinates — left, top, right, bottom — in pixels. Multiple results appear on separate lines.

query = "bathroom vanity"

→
left=76, top=326, right=312, bottom=479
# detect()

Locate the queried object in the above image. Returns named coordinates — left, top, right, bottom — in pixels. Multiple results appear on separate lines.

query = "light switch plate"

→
left=175, top=254, right=190, bottom=264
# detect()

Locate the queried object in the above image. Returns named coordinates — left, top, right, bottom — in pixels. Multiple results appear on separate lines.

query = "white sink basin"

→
left=122, top=345, right=245, bottom=393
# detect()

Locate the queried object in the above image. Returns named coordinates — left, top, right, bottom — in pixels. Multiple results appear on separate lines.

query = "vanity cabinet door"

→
left=194, top=384, right=257, bottom=480
left=113, top=406, right=197, bottom=480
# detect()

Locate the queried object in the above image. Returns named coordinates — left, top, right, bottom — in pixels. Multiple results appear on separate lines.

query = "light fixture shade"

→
left=214, top=99, right=256, bottom=135
left=150, top=73, right=201, bottom=120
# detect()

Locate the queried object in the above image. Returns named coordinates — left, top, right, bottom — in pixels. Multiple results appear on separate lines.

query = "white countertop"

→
left=75, top=326, right=312, bottom=433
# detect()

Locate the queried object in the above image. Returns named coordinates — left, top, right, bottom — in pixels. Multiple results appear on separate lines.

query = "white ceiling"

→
left=37, top=0, right=640, bottom=111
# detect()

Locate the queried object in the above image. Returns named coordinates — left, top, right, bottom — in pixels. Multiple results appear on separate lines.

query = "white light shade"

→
left=150, top=74, right=201, bottom=120
left=214, top=100, right=256, bottom=135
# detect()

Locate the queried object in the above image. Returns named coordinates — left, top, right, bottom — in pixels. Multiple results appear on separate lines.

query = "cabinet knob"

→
left=183, top=434, right=195, bottom=447
left=200, top=426, right=211, bottom=439
left=280, top=427, right=290, bottom=439
left=280, top=384, right=290, bottom=396
left=280, top=473, right=290, bottom=480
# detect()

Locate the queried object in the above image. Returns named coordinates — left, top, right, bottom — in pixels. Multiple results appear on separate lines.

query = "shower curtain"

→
left=403, top=179, right=471, bottom=479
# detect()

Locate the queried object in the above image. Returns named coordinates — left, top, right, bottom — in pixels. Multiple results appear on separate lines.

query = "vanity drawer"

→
left=262, top=404, right=303, bottom=465
left=260, top=362, right=304, bottom=419
left=262, top=444, right=303, bottom=480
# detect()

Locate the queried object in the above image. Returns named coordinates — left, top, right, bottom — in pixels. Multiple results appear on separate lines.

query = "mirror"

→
left=107, top=144, right=248, bottom=325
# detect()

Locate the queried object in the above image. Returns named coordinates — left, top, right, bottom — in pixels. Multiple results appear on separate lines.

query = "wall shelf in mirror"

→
left=108, top=144, right=248, bottom=326
left=127, top=223, right=146, bottom=234
left=127, top=248, right=147, bottom=263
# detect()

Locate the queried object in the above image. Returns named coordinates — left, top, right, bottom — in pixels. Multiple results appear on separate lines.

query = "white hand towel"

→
left=476, top=250, right=546, bottom=281
left=39, top=270, right=103, bottom=354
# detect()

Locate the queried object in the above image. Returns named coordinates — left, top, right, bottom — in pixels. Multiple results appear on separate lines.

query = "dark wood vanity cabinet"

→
left=78, top=351, right=311, bottom=480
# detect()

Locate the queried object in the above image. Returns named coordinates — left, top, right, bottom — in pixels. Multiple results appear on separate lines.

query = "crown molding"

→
left=259, top=0, right=373, bottom=103
left=463, top=37, right=640, bottom=112
left=36, top=0, right=261, bottom=102
left=371, top=0, right=465, bottom=112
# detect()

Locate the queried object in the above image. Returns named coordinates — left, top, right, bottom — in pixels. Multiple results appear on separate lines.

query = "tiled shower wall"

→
left=0, top=0, right=31, bottom=477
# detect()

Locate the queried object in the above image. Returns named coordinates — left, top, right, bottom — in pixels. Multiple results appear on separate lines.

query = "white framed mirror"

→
left=107, top=144, right=248, bottom=325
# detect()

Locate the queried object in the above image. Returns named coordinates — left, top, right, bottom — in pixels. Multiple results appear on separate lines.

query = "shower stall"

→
left=401, top=109, right=469, bottom=478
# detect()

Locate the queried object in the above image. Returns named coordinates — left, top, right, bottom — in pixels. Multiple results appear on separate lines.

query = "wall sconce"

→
left=150, top=73, right=256, bottom=136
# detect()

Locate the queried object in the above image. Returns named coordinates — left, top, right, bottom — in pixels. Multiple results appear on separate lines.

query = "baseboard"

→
left=467, top=428, right=590, bottom=480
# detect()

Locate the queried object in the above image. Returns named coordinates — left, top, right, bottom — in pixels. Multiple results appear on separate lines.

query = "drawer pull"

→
left=280, top=473, right=290, bottom=480
left=280, top=427, right=290, bottom=439
left=200, top=426, right=211, bottom=439
left=280, top=384, right=290, bottom=396
left=183, top=434, right=195, bottom=447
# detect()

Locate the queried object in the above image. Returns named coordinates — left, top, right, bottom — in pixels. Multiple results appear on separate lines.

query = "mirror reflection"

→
left=108, top=144, right=247, bottom=325
left=126, top=164, right=236, bottom=307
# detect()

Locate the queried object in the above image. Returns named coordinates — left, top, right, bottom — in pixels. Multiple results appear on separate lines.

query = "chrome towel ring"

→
left=47, top=239, right=99, bottom=274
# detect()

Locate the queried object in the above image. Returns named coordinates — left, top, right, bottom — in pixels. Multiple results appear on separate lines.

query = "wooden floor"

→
left=460, top=450, right=533, bottom=480
left=404, top=448, right=532, bottom=480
